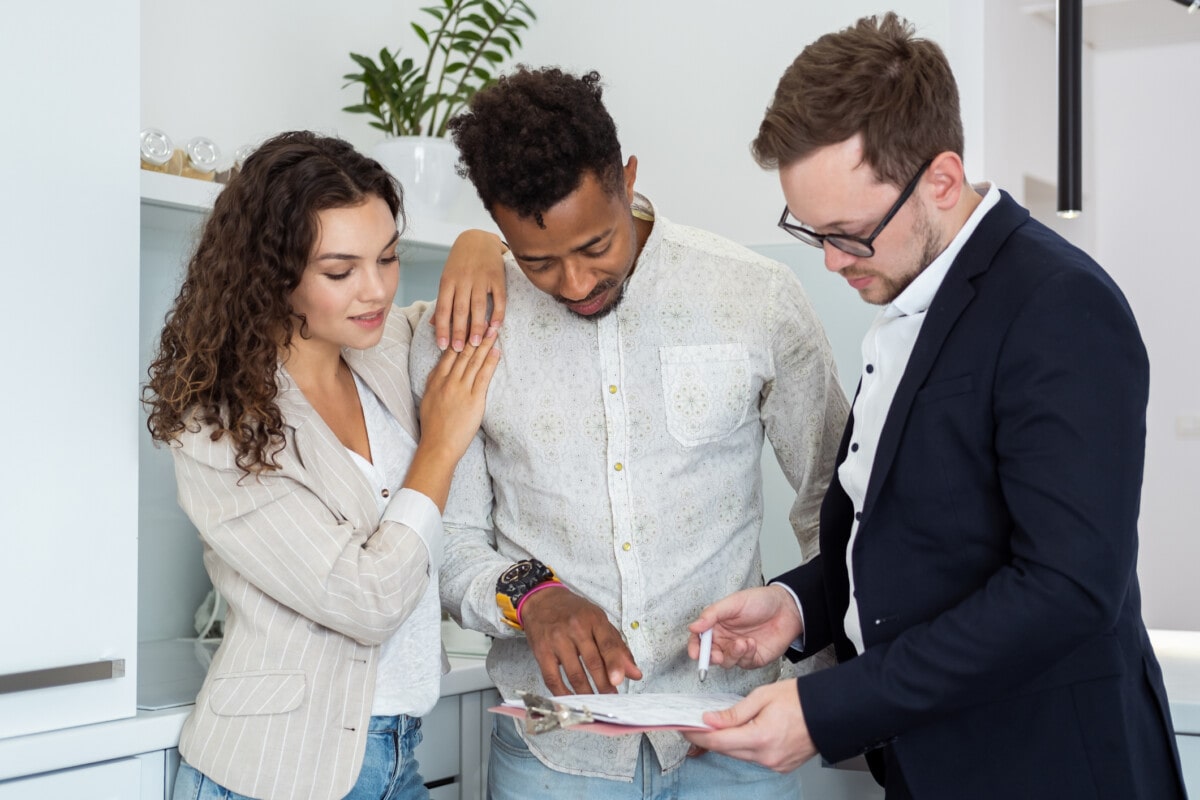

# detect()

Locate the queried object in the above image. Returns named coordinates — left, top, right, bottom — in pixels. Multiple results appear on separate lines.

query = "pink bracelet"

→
left=516, top=581, right=567, bottom=627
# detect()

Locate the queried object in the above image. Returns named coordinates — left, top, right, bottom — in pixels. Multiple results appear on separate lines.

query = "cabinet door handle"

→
left=0, top=659, right=126, bottom=695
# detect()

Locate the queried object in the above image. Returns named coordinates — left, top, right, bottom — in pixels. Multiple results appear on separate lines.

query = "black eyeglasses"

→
left=778, top=160, right=932, bottom=258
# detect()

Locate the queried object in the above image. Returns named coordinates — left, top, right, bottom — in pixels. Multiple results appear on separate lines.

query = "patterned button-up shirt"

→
left=410, top=196, right=848, bottom=780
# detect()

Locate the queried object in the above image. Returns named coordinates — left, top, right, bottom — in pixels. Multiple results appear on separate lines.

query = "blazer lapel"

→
left=275, top=365, right=380, bottom=531
left=859, top=192, right=1029, bottom=527
left=342, top=317, right=420, bottom=442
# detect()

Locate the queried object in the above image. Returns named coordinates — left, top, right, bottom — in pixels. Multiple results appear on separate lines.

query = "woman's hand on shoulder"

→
left=405, top=326, right=500, bottom=509
left=432, top=229, right=507, bottom=353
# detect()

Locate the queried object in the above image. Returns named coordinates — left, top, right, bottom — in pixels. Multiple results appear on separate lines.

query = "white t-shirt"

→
left=348, top=372, right=442, bottom=717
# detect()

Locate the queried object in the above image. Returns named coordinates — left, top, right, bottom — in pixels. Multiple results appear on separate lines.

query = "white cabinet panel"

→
left=1179, top=734, right=1199, bottom=799
left=419, top=694, right=461, bottom=783
left=137, top=750, right=168, bottom=800
left=0, top=757, right=141, bottom=800
left=796, top=757, right=884, bottom=799
left=428, top=783, right=459, bottom=800
left=0, top=0, right=139, bottom=741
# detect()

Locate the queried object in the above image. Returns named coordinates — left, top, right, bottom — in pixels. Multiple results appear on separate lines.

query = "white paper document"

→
left=504, top=691, right=743, bottom=729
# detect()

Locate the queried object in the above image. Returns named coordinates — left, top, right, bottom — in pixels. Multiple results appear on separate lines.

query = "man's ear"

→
left=622, top=155, right=639, bottom=203
left=926, top=151, right=965, bottom=211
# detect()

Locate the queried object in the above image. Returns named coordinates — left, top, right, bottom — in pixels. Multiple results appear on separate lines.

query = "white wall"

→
left=982, top=0, right=1098, bottom=253
left=1093, top=40, right=1200, bottom=631
left=983, top=1, right=1198, bottom=630
left=142, top=0, right=973, bottom=246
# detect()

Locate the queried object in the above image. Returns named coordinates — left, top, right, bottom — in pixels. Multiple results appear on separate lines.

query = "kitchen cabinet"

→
left=1179, top=735, right=1199, bottom=797
left=0, top=0, right=139, bottom=740
left=0, top=654, right=498, bottom=800
left=1151, top=630, right=1200, bottom=797
left=0, top=758, right=143, bottom=800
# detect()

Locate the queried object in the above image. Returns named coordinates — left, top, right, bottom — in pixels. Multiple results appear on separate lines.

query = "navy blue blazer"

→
left=777, top=192, right=1187, bottom=799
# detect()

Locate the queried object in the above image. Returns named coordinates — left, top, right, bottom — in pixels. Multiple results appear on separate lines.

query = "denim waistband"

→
left=367, top=713, right=421, bottom=734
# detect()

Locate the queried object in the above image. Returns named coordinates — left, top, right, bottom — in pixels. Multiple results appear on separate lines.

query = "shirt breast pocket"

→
left=660, top=344, right=752, bottom=447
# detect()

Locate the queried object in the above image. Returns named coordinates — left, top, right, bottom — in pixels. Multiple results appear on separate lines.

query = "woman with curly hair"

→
left=145, top=130, right=503, bottom=800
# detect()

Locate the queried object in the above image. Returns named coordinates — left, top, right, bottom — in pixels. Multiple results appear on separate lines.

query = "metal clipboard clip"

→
left=520, top=692, right=598, bottom=734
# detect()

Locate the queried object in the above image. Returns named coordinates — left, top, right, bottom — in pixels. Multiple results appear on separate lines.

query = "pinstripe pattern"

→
left=173, top=306, right=438, bottom=800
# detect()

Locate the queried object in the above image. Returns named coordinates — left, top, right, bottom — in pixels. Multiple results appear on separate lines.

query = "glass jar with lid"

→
left=181, top=136, right=221, bottom=181
left=140, top=128, right=183, bottom=174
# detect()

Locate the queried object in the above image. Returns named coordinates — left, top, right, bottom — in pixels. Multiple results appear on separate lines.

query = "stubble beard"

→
left=860, top=205, right=944, bottom=305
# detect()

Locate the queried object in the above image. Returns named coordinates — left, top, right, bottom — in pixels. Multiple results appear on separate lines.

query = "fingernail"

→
left=486, top=325, right=499, bottom=338
left=437, top=337, right=448, bottom=351
left=453, top=340, right=464, bottom=352
left=470, top=334, right=482, bottom=346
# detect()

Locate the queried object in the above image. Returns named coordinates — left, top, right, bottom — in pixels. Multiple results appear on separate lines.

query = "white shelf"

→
left=139, top=170, right=457, bottom=265
left=140, top=170, right=223, bottom=212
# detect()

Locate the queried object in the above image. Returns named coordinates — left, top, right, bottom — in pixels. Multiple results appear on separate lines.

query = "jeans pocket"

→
left=171, top=761, right=203, bottom=800
left=489, top=716, right=538, bottom=759
left=172, top=761, right=245, bottom=800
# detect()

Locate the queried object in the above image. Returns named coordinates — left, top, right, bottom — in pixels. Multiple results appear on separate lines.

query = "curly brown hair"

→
left=752, top=12, right=963, bottom=188
left=143, top=131, right=403, bottom=472
left=448, top=66, right=624, bottom=227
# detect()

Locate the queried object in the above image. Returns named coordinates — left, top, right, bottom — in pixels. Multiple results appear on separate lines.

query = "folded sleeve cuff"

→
left=770, top=580, right=807, bottom=654
left=382, top=487, right=444, bottom=573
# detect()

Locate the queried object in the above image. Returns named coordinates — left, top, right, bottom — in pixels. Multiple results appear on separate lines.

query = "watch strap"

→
left=496, top=559, right=560, bottom=630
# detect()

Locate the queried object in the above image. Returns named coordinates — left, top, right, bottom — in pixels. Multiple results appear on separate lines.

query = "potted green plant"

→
left=342, top=0, right=537, bottom=224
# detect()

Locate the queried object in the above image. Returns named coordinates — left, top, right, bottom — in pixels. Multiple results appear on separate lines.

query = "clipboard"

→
left=489, top=691, right=742, bottom=735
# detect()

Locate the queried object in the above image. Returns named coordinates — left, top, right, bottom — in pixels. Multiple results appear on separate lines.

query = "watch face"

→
left=500, top=561, right=534, bottom=585
left=499, top=559, right=553, bottom=597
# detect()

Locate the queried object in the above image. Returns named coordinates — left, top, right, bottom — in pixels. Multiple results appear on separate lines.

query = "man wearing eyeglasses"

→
left=683, top=12, right=1187, bottom=800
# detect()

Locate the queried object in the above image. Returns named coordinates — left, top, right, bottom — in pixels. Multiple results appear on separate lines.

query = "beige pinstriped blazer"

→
left=172, top=306, right=438, bottom=800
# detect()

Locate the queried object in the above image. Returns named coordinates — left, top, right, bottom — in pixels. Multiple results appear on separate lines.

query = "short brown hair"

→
left=752, top=12, right=963, bottom=187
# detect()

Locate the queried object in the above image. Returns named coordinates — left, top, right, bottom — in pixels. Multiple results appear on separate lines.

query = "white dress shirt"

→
left=839, top=183, right=999, bottom=653
left=410, top=195, right=849, bottom=780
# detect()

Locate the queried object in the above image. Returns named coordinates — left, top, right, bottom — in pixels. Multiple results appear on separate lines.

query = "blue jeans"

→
left=173, top=715, right=429, bottom=800
left=487, top=715, right=803, bottom=799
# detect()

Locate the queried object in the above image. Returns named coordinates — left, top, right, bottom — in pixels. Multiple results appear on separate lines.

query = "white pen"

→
left=698, top=628, right=713, bottom=682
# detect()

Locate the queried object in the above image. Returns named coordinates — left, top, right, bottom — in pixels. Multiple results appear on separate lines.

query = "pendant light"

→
left=1057, top=0, right=1083, bottom=218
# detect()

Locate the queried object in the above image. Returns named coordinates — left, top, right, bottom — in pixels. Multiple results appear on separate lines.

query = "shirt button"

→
left=855, top=511, right=862, bottom=521
left=381, top=488, right=390, bottom=498
left=850, top=443, right=859, bottom=452
left=622, top=542, right=632, bottom=552
left=866, top=364, right=875, bottom=374
left=609, top=385, right=618, bottom=394
left=630, top=621, right=640, bottom=630
left=614, top=463, right=623, bottom=472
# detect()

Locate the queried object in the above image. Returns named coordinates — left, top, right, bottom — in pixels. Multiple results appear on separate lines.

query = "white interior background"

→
left=141, top=0, right=1199, bottom=633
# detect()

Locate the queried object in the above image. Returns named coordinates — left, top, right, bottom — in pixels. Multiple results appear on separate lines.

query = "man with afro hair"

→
left=410, top=66, right=848, bottom=798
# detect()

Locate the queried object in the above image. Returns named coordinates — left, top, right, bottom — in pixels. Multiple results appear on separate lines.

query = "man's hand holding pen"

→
left=684, top=584, right=815, bottom=772
left=686, top=584, right=803, bottom=671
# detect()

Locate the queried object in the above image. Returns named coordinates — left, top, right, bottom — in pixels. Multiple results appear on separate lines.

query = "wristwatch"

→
left=496, top=558, right=560, bottom=630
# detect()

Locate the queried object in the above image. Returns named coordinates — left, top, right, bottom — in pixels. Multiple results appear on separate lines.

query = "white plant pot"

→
left=372, top=136, right=466, bottom=227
